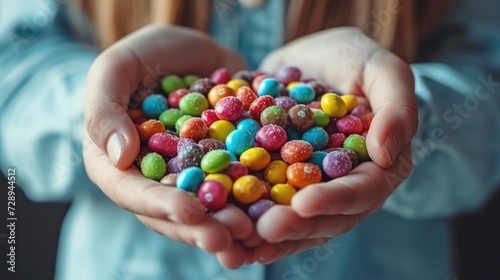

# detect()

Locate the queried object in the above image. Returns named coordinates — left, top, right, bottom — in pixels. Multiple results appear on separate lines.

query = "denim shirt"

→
left=1, top=0, right=500, bottom=279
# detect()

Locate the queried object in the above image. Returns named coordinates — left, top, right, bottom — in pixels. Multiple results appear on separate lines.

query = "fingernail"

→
left=385, top=133, right=400, bottom=165
left=107, top=132, right=126, bottom=166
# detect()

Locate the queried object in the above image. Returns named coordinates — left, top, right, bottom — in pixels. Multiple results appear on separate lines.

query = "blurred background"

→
left=1, top=174, right=499, bottom=280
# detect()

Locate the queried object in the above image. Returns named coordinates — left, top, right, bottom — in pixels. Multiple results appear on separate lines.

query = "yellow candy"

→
left=240, top=147, right=271, bottom=171
left=226, top=79, right=250, bottom=92
left=205, top=173, right=233, bottom=193
left=208, top=120, right=235, bottom=142
left=270, top=183, right=297, bottom=205
left=320, top=93, right=347, bottom=118
left=263, top=160, right=289, bottom=185
left=286, top=81, right=302, bottom=91
left=232, top=175, right=263, bottom=204
left=340, top=94, right=358, bottom=112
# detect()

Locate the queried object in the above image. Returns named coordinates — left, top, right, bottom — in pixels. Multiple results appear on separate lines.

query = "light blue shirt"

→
left=1, top=0, right=500, bottom=279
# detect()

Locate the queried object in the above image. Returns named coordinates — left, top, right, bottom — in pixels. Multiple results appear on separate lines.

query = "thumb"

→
left=85, top=50, right=140, bottom=169
left=258, top=48, right=285, bottom=74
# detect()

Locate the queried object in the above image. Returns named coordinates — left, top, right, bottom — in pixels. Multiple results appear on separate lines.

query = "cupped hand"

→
left=254, top=27, right=418, bottom=263
left=83, top=24, right=254, bottom=268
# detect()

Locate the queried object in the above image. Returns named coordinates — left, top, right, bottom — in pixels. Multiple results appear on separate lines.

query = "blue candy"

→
left=289, top=84, right=315, bottom=104
left=142, top=94, right=169, bottom=118
left=257, top=78, right=281, bottom=97
left=226, top=130, right=254, bottom=156
left=308, top=151, right=327, bottom=171
left=236, top=118, right=261, bottom=138
left=302, top=127, right=329, bottom=150
left=177, top=167, right=205, bottom=192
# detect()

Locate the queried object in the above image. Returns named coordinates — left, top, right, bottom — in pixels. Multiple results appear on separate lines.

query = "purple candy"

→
left=322, top=150, right=352, bottom=179
left=248, top=199, right=275, bottom=220
left=167, top=157, right=182, bottom=174
left=274, top=96, right=298, bottom=112
left=276, top=66, right=302, bottom=85
left=177, top=138, right=197, bottom=155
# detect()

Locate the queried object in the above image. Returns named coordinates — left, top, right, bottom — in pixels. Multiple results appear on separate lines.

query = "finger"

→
left=254, top=238, right=331, bottom=265
left=85, top=25, right=247, bottom=169
left=257, top=206, right=364, bottom=242
left=84, top=135, right=206, bottom=224
left=292, top=147, right=412, bottom=217
left=259, top=48, right=284, bottom=74
left=362, top=50, right=418, bottom=167
left=241, top=226, right=265, bottom=248
left=137, top=214, right=232, bottom=253
left=212, top=204, right=253, bottom=240
left=214, top=242, right=249, bottom=269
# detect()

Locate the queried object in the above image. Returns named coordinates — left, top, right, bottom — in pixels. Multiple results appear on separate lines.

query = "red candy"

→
left=198, top=180, right=228, bottom=211
left=201, top=109, right=220, bottom=127
left=148, top=132, right=180, bottom=157
left=336, top=115, right=363, bottom=135
left=168, top=89, right=189, bottom=108
left=215, top=96, right=244, bottom=121
left=255, top=124, right=288, bottom=152
left=327, top=133, right=347, bottom=148
left=225, top=161, right=249, bottom=181
left=249, top=96, right=275, bottom=122
left=210, top=68, right=231, bottom=85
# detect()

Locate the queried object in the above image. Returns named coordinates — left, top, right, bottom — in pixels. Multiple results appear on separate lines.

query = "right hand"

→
left=83, top=25, right=255, bottom=268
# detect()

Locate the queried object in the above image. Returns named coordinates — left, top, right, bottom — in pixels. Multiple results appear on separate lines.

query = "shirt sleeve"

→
left=382, top=0, right=500, bottom=219
left=0, top=1, right=99, bottom=202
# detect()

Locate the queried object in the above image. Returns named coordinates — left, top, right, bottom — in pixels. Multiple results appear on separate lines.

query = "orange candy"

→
left=138, top=120, right=165, bottom=142
left=280, top=140, right=313, bottom=164
left=235, top=86, right=258, bottom=110
left=179, top=118, right=207, bottom=141
left=286, top=162, right=322, bottom=189
left=207, top=84, right=234, bottom=108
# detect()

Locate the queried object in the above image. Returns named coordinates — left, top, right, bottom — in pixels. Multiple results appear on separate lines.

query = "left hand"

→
left=252, top=27, right=418, bottom=263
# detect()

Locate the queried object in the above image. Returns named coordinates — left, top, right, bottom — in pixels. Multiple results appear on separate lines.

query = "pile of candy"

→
left=130, top=66, right=374, bottom=219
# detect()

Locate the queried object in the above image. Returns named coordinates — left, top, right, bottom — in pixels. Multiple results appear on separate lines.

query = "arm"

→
left=0, top=5, right=99, bottom=202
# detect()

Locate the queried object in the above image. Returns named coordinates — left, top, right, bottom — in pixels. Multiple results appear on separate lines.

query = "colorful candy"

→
left=131, top=66, right=376, bottom=218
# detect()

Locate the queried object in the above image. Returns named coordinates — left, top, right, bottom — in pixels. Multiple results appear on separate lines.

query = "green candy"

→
left=343, top=134, right=369, bottom=161
left=183, top=75, right=199, bottom=87
left=201, top=150, right=232, bottom=173
left=159, top=109, right=184, bottom=129
left=161, top=75, right=186, bottom=94
left=179, top=93, right=209, bottom=117
left=140, top=153, right=166, bottom=180
left=175, top=115, right=193, bottom=132
left=311, top=108, right=330, bottom=127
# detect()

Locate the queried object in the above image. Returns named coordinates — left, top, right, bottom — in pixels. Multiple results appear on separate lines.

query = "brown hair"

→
left=75, top=0, right=451, bottom=62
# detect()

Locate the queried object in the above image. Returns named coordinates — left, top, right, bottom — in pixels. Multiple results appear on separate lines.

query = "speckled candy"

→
left=255, top=124, right=287, bottom=152
left=322, top=150, right=352, bottom=179
left=327, top=133, right=347, bottom=148
left=280, top=140, right=313, bottom=164
left=142, top=94, right=168, bottom=118
left=179, top=118, right=208, bottom=141
left=274, top=96, right=297, bottom=112
left=208, top=85, right=235, bottom=108
left=148, top=132, right=180, bottom=157
left=286, top=162, right=322, bottom=189
left=260, top=106, right=288, bottom=128
left=215, top=96, right=244, bottom=121
left=201, top=109, right=220, bottom=127
left=198, top=138, right=226, bottom=153
left=235, top=86, right=258, bottom=110
left=336, top=115, right=363, bottom=135
left=168, top=89, right=189, bottom=108
left=249, top=96, right=275, bottom=122
left=140, top=153, right=167, bottom=180
left=177, top=143, right=204, bottom=169
left=179, top=93, right=209, bottom=117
